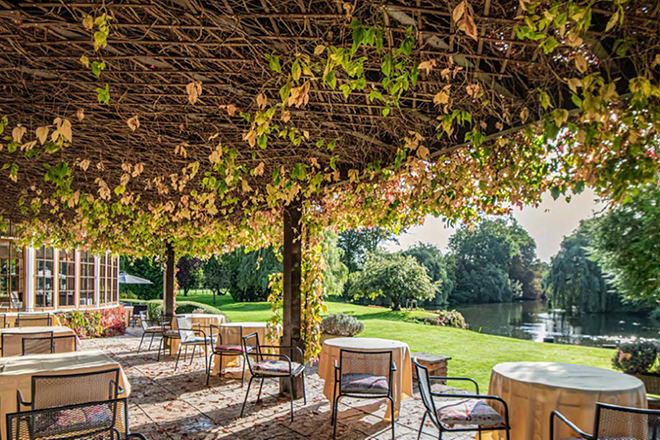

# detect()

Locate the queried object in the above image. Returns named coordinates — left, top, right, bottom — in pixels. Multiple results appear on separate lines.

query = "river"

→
left=454, top=301, right=660, bottom=347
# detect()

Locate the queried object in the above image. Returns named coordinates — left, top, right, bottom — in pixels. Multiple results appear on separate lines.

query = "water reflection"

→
left=455, top=301, right=660, bottom=347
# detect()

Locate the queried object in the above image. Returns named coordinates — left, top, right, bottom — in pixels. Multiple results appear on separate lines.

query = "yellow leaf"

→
left=225, top=104, right=237, bottom=116
left=253, top=162, right=265, bottom=176
left=79, top=55, right=90, bottom=68
left=552, top=108, right=569, bottom=127
left=418, top=59, right=437, bottom=74
left=314, top=45, right=326, bottom=56
left=567, top=78, right=582, bottom=93
left=417, top=145, right=430, bottom=160
left=652, top=54, right=660, bottom=69
left=79, top=159, right=90, bottom=171
left=185, top=81, right=202, bottom=105
left=35, top=126, right=49, bottom=145
left=76, top=108, right=85, bottom=122
left=127, top=115, right=140, bottom=131
left=452, top=0, right=466, bottom=22
left=520, top=107, right=530, bottom=123
left=605, top=10, right=619, bottom=33
left=60, top=119, right=72, bottom=142
left=12, top=126, right=26, bottom=143
left=281, top=109, right=291, bottom=123
left=433, top=85, right=451, bottom=105
left=82, top=15, right=94, bottom=30
left=132, top=162, right=144, bottom=177
left=256, top=93, right=267, bottom=110
left=575, top=53, right=588, bottom=73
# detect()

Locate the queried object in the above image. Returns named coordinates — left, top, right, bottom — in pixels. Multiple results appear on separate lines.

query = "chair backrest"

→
left=21, top=334, right=77, bottom=355
left=139, top=311, right=150, bottom=330
left=9, top=292, right=22, bottom=309
left=29, top=368, right=121, bottom=410
left=338, top=349, right=392, bottom=395
left=242, top=332, right=262, bottom=372
left=15, top=314, right=51, bottom=327
left=594, top=402, right=660, bottom=439
left=176, top=316, right=195, bottom=342
left=2, top=331, right=53, bottom=357
left=413, top=359, right=439, bottom=424
left=7, top=397, right=128, bottom=440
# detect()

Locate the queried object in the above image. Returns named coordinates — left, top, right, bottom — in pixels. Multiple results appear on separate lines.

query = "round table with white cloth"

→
left=170, top=313, right=226, bottom=354
left=485, top=361, right=647, bottom=440
left=318, top=337, right=413, bottom=421
left=211, top=322, right=280, bottom=377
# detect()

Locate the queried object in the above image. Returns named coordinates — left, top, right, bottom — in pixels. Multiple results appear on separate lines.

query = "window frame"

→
left=34, top=245, right=55, bottom=310
left=0, top=239, right=25, bottom=310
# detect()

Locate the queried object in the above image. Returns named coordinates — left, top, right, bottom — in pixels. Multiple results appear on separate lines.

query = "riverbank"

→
left=179, top=292, right=613, bottom=389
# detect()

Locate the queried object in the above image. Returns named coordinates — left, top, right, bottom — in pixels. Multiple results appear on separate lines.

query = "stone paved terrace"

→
left=80, top=329, right=476, bottom=439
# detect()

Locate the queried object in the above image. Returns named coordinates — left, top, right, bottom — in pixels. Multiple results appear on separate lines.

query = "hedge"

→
left=120, top=298, right=228, bottom=322
left=56, top=306, right=127, bottom=338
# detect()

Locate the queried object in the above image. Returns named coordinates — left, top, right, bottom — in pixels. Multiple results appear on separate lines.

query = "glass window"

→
left=110, top=256, right=118, bottom=303
left=35, top=246, right=54, bottom=308
left=79, top=250, right=95, bottom=306
left=99, top=254, right=108, bottom=304
left=58, top=249, right=76, bottom=307
left=0, top=240, right=23, bottom=308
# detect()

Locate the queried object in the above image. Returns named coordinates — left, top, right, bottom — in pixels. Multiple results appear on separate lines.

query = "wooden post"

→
left=163, top=242, right=176, bottom=322
left=281, top=198, right=304, bottom=398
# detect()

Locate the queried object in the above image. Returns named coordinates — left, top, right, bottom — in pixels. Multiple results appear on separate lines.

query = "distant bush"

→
left=120, top=299, right=226, bottom=323
left=321, top=313, right=364, bottom=337
left=119, top=290, right=138, bottom=299
left=612, top=340, right=658, bottom=374
left=57, top=306, right=126, bottom=338
left=423, top=309, right=467, bottom=329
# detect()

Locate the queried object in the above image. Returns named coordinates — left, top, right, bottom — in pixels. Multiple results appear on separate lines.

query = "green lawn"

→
left=182, top=291, right=614, bottom=389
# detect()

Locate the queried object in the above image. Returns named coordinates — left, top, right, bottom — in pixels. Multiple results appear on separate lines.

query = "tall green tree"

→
left=176, top=257, right=204, bottom=296
left=592, top=183, right=660, bottom=305
left=223, top=246, right=281, bottom=302
left=322, top=231, right=349, bottom=297
left=402, top=243, right=452, bottom=307
left=203, top=255, right=231, bottom=304
left=448, top=218, right=542, bottom=304
left=337, top=227, right=396, bottom=273
left=546, top=219, right=619, bottom=313
left=348, top=252, right=435, bottom=310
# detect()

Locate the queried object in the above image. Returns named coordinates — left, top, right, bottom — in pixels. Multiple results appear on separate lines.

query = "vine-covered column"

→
left=163, top=242, right=176, bottom=322
left=281, top=197, right=303, bottom=398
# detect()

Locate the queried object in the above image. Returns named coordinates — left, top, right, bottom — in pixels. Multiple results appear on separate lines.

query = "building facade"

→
left=0, top=237, right=119, bottom=312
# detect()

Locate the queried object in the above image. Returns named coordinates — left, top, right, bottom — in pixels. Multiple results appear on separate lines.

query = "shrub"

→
left=423, top=309, right=467, bottom=329
left=119, top=290, right=138, bottom=299
left=125, top=299, right=227, bottom=323
left=321, top=313, right=364, bottom=337
left=57, top=306, right=127, bottom=338
left=612, top=340, right=658, bottom=374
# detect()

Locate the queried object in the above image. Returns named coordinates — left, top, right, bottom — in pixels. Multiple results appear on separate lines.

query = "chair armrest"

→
left=391, top=361, right=397, bottom=372
left=16, top=389, right=31, bottom=408
left=258, top=345, right=304, bottom=362
left=429, top=375, right=479, bottom=394
left=110, top=380, right=124, bottom=397
left=550, top=410, right=593, bottom=439
left=126, top=433, right=148, bottom=440
left=209, top=325, right=222, bottom=345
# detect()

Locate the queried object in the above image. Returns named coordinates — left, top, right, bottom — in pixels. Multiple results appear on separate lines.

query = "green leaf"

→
left=265, top=52, right=281, bottom=73
left=382, top=107, right=391, bottom=117
left=375, top=28, right=384, bottom=54
left=95, top=83, right=110, bottom=105
left=91, top=60, right=106, bottom=78
left=291, top=59, right=301, bottom=82
left=327, top=139, right=336, bottom=152
left=541, top=36, right=559, bottom=54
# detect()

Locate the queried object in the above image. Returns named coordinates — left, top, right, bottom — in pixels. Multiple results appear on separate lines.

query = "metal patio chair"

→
left=2, top=331, right=53, bottom=357
left=137, top=311, right=167, bottom=353
left=550, top=402, right=660, bottom=439
left=21, top=334, right=77, bottom=355
left=413, top=359, right=510, bottom=440
left=173, top=316, right=213, bottom=371
left=240, top=332, right=306, bottom=422
left=206, top=324, right=252, bottom=386
left=331, top=349, right=396, bottom=439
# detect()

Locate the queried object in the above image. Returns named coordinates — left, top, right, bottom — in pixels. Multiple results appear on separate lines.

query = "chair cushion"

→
left=341, top=373, right=389, bottom=394
left=35, top=405, right=114, bottom=434
left=253, top=359, right=302, bottom=375
left=182, top=336, right=211, bottom=344
left=437, top=399, right=504, bottom=427
left=215, top=344, right=251, bottom=352
left=144, top=326, right=162, bottom=333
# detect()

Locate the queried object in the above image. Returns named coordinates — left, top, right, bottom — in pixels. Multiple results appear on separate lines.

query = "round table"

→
left=211, top=322, right=280, bottom=376
left=486, top=362, right=647, bottom=440
left=318, top=337, right=413, bottom=420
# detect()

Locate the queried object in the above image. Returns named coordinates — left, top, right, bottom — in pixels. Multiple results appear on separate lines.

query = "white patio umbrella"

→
left=118, top=272, right=153, bottom=285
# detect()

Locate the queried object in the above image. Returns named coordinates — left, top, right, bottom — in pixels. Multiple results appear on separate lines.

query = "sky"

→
left=385, top=189, right=607, bottom=262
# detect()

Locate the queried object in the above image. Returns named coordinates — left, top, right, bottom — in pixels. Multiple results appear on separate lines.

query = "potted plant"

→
left=612, top=340, right=660, bottom=394
left=320, top=313, right=364, bottom=344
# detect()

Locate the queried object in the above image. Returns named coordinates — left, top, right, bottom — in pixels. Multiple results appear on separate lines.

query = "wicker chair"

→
left=550, top=402, right=660, bottom=439
left=331, top=349, right=396, bottom=439
left=137, top=311, right=167, bottom=353
left=14, top=314, right=52, bottom=327
left=7, top=396, right=148, bottom=440
left=240, top=332, right=306, bottom=422
left=173, top=316, right=213, bottom=371
left=2, top=331, right=53, bottom=357
left=413, top=359, right=511, bottom=440
left=21, top=334, right=78, bottom=355
left=206, top=324, right=252, bottom=386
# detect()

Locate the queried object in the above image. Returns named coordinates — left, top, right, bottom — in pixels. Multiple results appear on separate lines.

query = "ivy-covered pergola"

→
left=0, top=0, right=658, bottom=396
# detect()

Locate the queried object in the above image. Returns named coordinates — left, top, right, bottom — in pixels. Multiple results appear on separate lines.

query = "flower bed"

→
left=57, top=306, right=127, bottom=338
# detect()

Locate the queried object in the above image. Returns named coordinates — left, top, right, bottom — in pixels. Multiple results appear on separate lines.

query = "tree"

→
left=592, top=183, right=660, bottom=305
left=348, top=252, right=435, bottom=310
left=448, top=218, right=542, bottom=304
left=402, top=243, right=453, bottom=307
left=176, top=257, right=203, bottom=296
left=203, top=255, right=231, bottom=304
left=337, top=227, right=396, bottom=273
left=546, top=219, right=619, bottom=313
left=119, top=256, right=163, bottom=300
left=322, top=231, right=349, bottom=297
left=224, top=246, right=281, bottom=302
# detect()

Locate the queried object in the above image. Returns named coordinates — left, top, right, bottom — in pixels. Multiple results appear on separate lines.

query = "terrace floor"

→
left=81, top=329, right=476, bottom=439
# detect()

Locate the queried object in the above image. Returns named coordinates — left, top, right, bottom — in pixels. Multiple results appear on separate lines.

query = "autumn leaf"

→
left=82, top=15, right=94, bottom=30
left=520, top=107, right=530, bottom=123
left=453, top=0, right=479, bottom=41
left=574, top=53, right=588, bottom=73
left=281, top=109, right=291, bottom=123
left=256, top=93, right=267, bottom=110
left=314, top=45, right=326, bottom=56
left=76, top=108, right=85, bottom=122
left=127, top=115, right=140, bottom=131
left=253, top=162, right=265, bottom=176
left=418, top=59, right=437, bottom=74
left=12, top=126, right=26, bottom=143
left=80, top=55, right=90, bottom=68
left=433, top=85, right=451, bottom=105
left=79, top=159, right=91, bottom=171
left=224, top=104, right=237, bottom=116
left=174, top=143, right=189, bottom=158
left=288, top=82, right=310, bottom=108
left=35, top=126, right=49, bottom=145
left=186, top=81, right=202, bottom=105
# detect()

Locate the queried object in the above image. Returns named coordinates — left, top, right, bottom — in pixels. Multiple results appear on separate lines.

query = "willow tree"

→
left=0, top=0, right=659, bottom=360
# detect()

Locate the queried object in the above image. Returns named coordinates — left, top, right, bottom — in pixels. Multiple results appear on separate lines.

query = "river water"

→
left=454, top=301, right=660, bottom=347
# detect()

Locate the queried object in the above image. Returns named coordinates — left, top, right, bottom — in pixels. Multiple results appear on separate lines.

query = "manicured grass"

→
left=182, top=291, right=614, bottom=389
